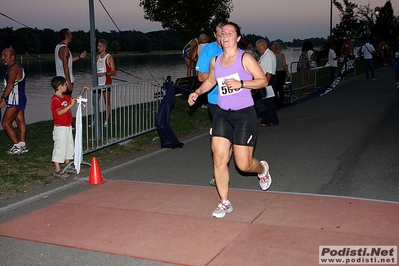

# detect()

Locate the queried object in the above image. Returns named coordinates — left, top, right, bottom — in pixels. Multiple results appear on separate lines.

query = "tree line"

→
left=0, top=26, right=324, bottom=56
left=0, top=27, right=185, bottom=54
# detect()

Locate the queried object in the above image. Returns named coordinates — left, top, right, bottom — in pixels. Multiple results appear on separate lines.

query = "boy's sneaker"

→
left=212, top=200, right=233, bottom=218
left=209, top=178, right=216, bottom=186
left=20, top=145, right=29, bottom=154
left=7, top=145, right=23, bottom=155
left=258, top=160, right=272, bottom=191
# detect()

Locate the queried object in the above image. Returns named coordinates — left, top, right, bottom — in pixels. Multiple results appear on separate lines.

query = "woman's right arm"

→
left=188, top=58, right=217, bottom=106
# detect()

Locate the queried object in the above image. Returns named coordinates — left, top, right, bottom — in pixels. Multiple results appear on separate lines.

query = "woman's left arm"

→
left=281, top=53, right=290, bottom=76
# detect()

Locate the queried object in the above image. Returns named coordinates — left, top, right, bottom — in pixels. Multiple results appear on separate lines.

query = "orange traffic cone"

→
left=86, top=157, right=107, bottom=185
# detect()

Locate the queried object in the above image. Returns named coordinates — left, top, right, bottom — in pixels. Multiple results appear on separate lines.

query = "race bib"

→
left=217, top=73, right=242, bottom=96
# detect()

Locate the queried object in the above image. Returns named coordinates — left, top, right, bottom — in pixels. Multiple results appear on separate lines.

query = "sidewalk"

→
left=1, top=66, right=399, bottom=266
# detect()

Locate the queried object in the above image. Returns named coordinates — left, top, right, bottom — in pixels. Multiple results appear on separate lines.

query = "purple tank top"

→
left=215, top=49, right=254, bottom=110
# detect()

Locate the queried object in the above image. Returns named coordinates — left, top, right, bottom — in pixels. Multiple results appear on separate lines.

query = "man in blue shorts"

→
left=195, top=20, right=225, bottom=186
left=1, top=48, right=28, bottom=154
left=391, top=36, right=399, bottom=91
left=182, top=34, right=207, bottom=77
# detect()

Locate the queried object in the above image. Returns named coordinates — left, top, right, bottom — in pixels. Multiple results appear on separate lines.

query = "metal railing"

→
left=78, top=77, right=164, bottom=155
left=289, top=60, right=318, bottom=92
left=289, top=57, right=357, bottom=93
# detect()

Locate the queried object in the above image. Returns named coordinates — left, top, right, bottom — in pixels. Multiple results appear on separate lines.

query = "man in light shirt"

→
left=360, top=38, right=377, bottom=81
left=256, top=39, right=279, bottom=127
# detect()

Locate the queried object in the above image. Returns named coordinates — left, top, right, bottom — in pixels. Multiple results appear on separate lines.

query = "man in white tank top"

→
left=55, top=28, right=87, bottom=95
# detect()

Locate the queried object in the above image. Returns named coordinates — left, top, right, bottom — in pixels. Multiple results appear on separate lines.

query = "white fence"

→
left=79, top=77, right=164, bottom=154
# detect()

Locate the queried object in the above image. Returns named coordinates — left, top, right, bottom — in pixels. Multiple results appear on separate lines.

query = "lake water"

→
left=0, top=48, right=303, bottom=126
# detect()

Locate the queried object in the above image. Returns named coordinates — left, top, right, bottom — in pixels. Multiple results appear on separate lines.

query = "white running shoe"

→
left=7, top=145, right=23, bottom=155
left=258, top=160, right=272, bottom=191
left=212, top=200, right=233, bottom=218
left=20, top=145, right=29, bottom=154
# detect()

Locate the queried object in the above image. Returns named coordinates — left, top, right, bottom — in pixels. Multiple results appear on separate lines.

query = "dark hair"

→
left=59, top=28, right=70, bottom=41
left=222, top=21, right=242, bottom=37
left=98, top=39, right=108, bottom=49
left=212, top=20, right=227, bottom=33
left=51, top=76, right=66, bottom=91
left=302, top=40, right=314, bottom=52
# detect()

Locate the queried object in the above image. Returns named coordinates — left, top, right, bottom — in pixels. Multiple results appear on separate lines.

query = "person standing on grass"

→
left=50, top=76, right=88, bottom=178
left=55, top=28, right=87, bottom=95
left=182, top=33, right=208, bottom=77
left=1, top=48, right=28, bottom=155
left=96, top=39, right=116, bottom=127
left=188, top=22, right=272, bottom=219
left=341, top=37, right=354, bottom=59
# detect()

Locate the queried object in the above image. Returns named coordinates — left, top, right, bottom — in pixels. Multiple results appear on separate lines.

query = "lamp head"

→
left=374, top=6, right=380, bottom=16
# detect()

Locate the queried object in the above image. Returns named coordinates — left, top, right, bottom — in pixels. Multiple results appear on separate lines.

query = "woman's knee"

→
left=236, top=160, right=253, bottom=172
left=213, top=152, right=229, bottom=167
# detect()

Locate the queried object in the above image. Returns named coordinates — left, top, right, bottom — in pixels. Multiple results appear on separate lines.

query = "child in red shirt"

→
left=50, top=76, right=86, bottom=178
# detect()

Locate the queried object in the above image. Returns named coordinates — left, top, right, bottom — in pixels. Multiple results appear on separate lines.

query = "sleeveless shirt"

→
left=55, top=43, right=74, bottom=83
left=214, top=49, right=253, bottom=111
left=4, top=62, right=27, bottom=108
left=97, top=54, right=112, bottom=85
left=275, top=53, right=284, bottom=71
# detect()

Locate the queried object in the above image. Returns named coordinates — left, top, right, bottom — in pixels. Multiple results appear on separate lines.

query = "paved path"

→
left=1, top=65, right=398, bottom=265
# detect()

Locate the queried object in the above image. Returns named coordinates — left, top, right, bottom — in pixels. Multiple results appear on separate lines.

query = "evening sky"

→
left=1, top=0, right=398, bottom=41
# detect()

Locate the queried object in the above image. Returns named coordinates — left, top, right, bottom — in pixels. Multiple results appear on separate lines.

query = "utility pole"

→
left=89, top=0, right=97, bottom=87
left=88, top=0, right=101, bottom=139
left=330, top=0, right=335, bottom=42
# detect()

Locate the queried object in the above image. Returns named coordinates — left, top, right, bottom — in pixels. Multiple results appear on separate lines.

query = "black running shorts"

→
left=211, top=106, right=257, bottom=146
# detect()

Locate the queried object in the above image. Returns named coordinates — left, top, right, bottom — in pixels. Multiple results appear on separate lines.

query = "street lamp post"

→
left=330, top=0, right=333, bottom=42
left=376, top=6, right=381, bottom=40
left=330, top=0, right=335, bottom=42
